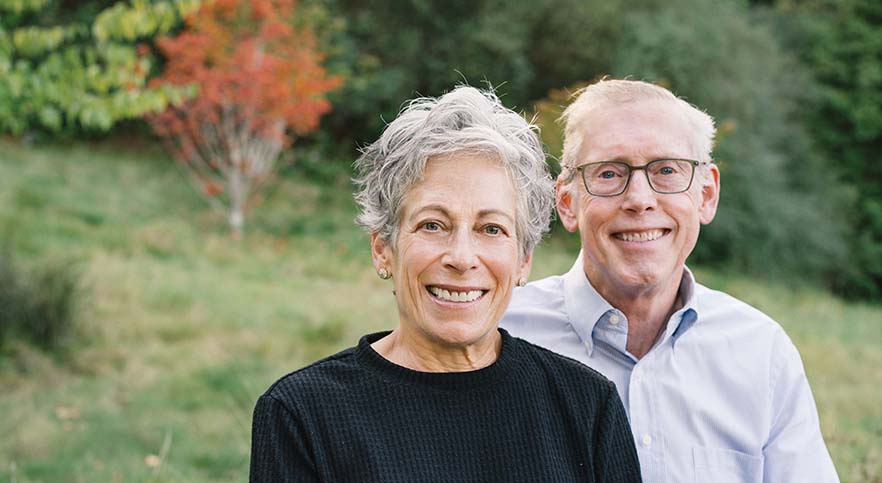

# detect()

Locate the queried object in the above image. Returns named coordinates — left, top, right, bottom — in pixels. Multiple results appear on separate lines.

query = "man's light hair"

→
left=559, top=79, right=716, bottom=184
left=353, top=85, right=554, bottom=260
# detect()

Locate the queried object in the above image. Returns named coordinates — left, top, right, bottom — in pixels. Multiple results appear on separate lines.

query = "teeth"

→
left=428, top=286, right=483, bottom=302
left=615, top=230, right=664, bottom=242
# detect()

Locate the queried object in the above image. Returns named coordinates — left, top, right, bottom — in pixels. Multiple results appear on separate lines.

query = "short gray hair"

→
left=353, top=86, right=554, bottom=259
left=559, top=79, right=716, bottom=184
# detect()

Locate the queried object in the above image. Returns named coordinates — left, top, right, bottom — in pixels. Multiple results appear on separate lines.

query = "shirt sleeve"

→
left=763, top=331, right=839, bottom=483
left=250, top=394, right=321, bottom=483
left=593, top=382, right=644, bottom=483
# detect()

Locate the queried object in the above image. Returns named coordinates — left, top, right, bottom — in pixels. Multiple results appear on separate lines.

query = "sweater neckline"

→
left=354, top=328, right=517, bottom=391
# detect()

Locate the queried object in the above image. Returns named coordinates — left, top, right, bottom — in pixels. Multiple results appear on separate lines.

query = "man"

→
left=501, top=79, right=838, bottom=483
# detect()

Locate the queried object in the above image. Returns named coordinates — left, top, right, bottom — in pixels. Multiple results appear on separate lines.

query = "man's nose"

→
left=443, top=229, right=479, bottom=272
left=621, top=170, right=658, bottom=213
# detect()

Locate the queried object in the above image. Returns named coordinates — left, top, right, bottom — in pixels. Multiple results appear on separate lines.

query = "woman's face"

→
left=372, top=154, right=532, bottom=349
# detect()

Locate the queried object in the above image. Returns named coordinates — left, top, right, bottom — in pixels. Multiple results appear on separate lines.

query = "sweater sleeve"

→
left=250, top=394, right=321, bottom=483
left=592, top=382, right=643, bottom=483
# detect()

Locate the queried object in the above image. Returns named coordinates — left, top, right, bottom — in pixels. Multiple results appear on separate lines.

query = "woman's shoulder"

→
left=260, top=345, right=362, bottom=407
left=507, top=332, right=616, bottom=392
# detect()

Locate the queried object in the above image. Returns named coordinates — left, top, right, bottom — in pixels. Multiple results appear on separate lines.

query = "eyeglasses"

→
left=573, top=158, right=707, bottom=197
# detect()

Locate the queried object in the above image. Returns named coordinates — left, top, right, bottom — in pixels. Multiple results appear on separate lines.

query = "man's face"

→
left=557, top=100, right=720, bottom=301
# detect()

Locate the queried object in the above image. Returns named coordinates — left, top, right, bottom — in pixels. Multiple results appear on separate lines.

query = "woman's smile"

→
left=426, top=285, right=488, bottom=304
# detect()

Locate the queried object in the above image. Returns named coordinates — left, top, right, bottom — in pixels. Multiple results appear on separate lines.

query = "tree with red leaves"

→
left=149, top=0, right=341, bottom=237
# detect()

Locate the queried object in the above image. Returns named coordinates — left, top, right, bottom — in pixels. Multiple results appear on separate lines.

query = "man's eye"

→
left=599, top=170, right=618, bottom=179
left=659, top=166, right=675, bottom=175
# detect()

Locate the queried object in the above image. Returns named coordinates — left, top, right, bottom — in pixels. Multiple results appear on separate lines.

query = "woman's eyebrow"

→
left=477, top=209, right=515, bottom=224
left=410, top=205, right=514, bottom=222
left=408, top=204, right=450, bottom=220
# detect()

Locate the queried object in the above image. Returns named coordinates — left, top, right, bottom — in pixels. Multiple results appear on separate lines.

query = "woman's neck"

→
left=371, top=327, right=502, bottom=372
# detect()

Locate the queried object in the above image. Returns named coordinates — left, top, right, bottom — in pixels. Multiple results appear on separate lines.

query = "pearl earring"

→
left=377, top=268, right=391, bottom=279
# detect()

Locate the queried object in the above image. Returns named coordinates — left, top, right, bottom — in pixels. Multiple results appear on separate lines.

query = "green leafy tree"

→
left=0, top=0, right=199, bottom=137
left=769, top=0, right=882, bottom=298
left=608, top=0, right=850, bottom=283
left=315, top=0, right=624, bottom=147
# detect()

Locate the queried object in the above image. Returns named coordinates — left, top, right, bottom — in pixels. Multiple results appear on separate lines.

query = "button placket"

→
left=629, top=358, right=659, bottom=477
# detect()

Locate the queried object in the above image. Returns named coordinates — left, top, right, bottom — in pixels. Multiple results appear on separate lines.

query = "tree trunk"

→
left=228, top=167, right=245, bottom=240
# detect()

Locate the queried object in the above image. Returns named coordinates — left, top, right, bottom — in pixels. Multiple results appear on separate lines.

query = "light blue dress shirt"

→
left=501, top=256, right=839, bottom=483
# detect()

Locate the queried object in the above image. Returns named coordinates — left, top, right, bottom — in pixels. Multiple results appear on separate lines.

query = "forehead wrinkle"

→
left=579, top=143, right=651, bottom=165
left=578, top=130, right=695, bottom=165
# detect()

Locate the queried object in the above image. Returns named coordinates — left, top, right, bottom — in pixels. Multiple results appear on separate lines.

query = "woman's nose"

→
left=443, top=229, right=479, bottom=272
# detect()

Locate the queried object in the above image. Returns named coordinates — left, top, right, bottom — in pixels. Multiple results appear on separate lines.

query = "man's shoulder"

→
left=503, top=274, right=567, bottom=322
left=510, top=274, right=567, bottom=307
left=692, top=282, right=794, bottom=348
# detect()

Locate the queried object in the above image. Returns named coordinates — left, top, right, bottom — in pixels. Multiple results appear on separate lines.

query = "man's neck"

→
left=594, top=274, right=684, bottom=360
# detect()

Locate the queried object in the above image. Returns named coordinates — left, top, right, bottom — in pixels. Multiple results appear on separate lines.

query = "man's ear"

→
left=556, top=180, right=580, bottom=233
left=370, top=232, right=393, bottom=272
left=698, top=164, right=721, bottom=225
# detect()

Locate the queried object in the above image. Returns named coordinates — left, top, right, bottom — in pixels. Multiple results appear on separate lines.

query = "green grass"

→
left=1, top=138, right=880, bottom=482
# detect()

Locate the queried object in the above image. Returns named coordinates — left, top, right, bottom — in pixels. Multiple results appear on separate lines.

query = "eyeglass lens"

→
left=582, top=159, right=695, bottom=195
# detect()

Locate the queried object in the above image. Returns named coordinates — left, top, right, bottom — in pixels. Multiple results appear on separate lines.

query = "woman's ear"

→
left=518, top=251, right=534, bottom=285
left=370, top=232, right=392, bottom=272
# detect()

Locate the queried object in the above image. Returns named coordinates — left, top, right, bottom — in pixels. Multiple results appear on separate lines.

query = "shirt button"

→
left=609, top=314, right=621, bottom=325
left=641, top=434, right=653, bottom=447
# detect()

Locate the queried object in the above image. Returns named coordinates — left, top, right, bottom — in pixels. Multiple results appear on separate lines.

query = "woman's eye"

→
left=421, top=221, right=441, bottom=231
left=483, top=225, right=502, bottom=236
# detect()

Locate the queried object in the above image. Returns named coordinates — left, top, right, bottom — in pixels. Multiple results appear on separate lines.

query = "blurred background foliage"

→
left=2, top=1, right=881, bottom=480
left=0, top=0, right=200, bottom=135
left=0, top=0, right=879, bottom=300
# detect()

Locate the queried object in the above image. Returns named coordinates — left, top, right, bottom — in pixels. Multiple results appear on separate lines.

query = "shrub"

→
left=0, top=253, right=80, bottom=351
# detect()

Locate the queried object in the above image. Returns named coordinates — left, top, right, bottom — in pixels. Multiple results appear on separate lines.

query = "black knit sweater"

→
left=250, top=329, right=642, bottom=482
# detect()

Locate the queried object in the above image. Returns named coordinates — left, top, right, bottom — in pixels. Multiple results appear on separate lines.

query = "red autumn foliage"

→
left=148, top=0, right=341, bottom=236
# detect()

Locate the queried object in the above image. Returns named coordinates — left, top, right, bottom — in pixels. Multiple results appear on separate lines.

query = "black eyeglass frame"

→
left=573, top=158, right=709, bottom=197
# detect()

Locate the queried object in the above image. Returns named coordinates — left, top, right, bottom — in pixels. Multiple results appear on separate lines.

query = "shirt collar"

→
left=563, top=253, right=614, bottom=355
left=563, top=253, right=701, bottom=355
left=667, top=267, right=699, bottom=347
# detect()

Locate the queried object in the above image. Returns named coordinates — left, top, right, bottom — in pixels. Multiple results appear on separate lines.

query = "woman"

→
left=250, top=86, right=642, bottom=482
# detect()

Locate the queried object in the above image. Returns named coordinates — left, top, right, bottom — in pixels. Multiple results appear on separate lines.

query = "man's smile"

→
left=612, top=229, right=670, bottom=242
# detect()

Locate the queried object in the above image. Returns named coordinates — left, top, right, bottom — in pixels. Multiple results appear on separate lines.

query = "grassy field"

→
left=0, top=138, right=880, bottom=482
